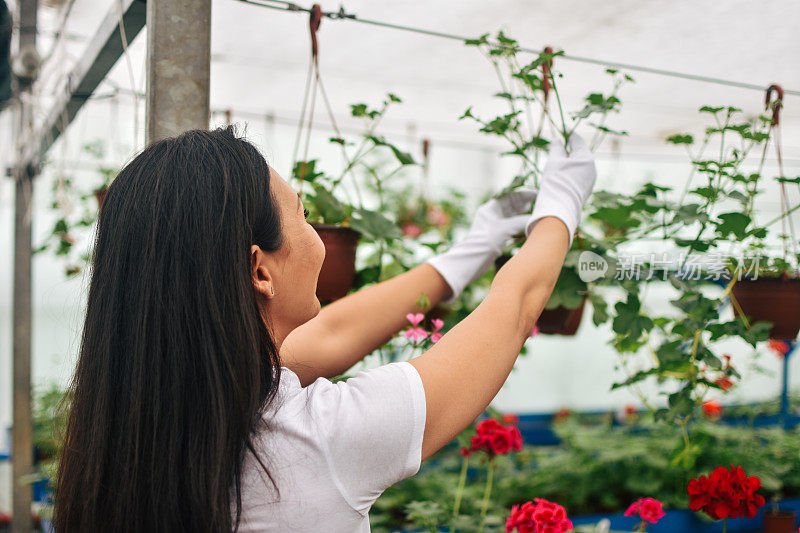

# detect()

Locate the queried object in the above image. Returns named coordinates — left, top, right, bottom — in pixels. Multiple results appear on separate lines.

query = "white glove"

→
left=427, top=188, right=537, bottom=303
left=525, top=133, right=596, bottom=246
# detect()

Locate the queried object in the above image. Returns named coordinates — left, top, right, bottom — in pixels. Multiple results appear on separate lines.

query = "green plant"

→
left=371, top=417, right=800, bottom=531
left=294, top=93, right=415, bottom=236
left=579, top=102, right=800, bottom=464
left=35, top=141, right=117, bottom=277
left=460, top=32, right=631, bottom=194
left=459, top=31, right=634, bottom=326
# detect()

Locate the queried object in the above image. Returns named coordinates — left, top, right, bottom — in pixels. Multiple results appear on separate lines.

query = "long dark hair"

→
left=55, top=126, right=283, bottom=532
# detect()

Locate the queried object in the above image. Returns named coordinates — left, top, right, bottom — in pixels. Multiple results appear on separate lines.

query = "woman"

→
left=54, top=126, right=595, bottom=532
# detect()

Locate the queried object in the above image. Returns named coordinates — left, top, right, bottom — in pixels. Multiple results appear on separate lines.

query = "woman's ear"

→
left=251, top=244, right=276, bottom=299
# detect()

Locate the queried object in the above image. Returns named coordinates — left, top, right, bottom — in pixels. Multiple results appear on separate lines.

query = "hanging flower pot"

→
left=537, top=297, right=587, bottom=336
left=763, top=509, right=796, bottom=533
left=94, top=186, right=108, bottom=211
left=731, top=277, right=800, bottom=341
left=313, top=224, right=360, bottom=304
left=495, top=254, right=586, bottom=336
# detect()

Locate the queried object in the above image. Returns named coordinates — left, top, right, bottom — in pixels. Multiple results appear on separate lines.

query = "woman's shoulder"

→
left=267, top=362, right=424, bottom=423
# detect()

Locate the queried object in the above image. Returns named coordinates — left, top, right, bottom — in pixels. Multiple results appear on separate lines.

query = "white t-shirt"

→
left=236, top=361, right=427, bottom=532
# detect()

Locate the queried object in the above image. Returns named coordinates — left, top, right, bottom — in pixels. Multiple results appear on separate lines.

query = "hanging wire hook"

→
left=765, top=84, right=784, bottom=126
left=542, top=45, right=553, bottom=104
left=309, top=3, right=322, bottom=63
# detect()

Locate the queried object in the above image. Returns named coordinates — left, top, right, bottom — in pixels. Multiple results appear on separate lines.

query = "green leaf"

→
left=349, top=208, right=402, bottom=241
left=611, top=368, right=660, bottom=390
left=674, top=238, right=712, bottom=252
left=496, top=30, right=518, bottom=46
left=458, top=107, right=474, bottom=120
left=479, top=111, right=521, bottom=136
left=353, top=265, right=381, bottom=288
left=464, top=33, right=489, bottom=46
left=292, top=160, right=325, bottom=183
left=368, top=135, right=416, bottom=166
left=590, top=205, right=640, bottom=230
left=588, top=291, right=609, bottom=326
left=53, top=218, right=69, bottom=234
left=666, top=134, right=694, bottom=145
left=572, top=93, right=620, bottom=119
left=699, top=105, right=724, bottom=115
left=715, top=212, right=751, bottom=240
left=350, top=103, right=380, bottom=119
left=671, top=203, right=709, bottom=226
left=546, top=267, right=587, bottom=309
left=309, top=184, right=348, bottom=224
left=611, top=293, right=654, bottom=342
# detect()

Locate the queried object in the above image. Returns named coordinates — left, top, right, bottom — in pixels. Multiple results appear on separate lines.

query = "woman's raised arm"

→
left=409, top=134, right=597, bottom=460
left=280, top=191, right=537, bottom=386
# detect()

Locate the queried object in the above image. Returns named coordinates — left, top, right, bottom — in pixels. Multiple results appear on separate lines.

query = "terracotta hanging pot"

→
left=495, top=254, right=586, bottom=336
left=313, top=225, right=360, bottom=304
left=731, top=276, right=800, bottom=341
left=95, top=186, right=108, bottom=211
left=763, top=510, right=796, bottom=533
left=537, top=297, right=587, bottom=336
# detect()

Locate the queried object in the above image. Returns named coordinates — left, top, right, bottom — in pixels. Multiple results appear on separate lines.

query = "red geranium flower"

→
left=506, top=498, right=573, bottom=533
left=461, top=418, right=523, bottom=458
left=768, top=339, right=791, bottom=357
left=502, top=413, right=520, bottom=425
left=688, top=465, right=765, bottom=520
left=714, top=376, right=734, bottom=391
left=702, top=400, right=723, bottom=418
left=625, top=497, right=665, bottom=524
left=554, top=408, right=571, bottom=422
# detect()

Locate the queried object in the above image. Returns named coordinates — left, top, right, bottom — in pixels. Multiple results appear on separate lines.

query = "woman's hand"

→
left=409, top=133, right=597, bottom=460
left=426, top=188, right=537, bottom=302
left=525, top=133, right=596, bottom=246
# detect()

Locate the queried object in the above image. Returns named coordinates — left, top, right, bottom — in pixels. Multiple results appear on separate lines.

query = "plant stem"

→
left=450, top=455, right=469, bottom=532
left=722, top=517, right=727, bottom=533
left=547, top=69, right=570, bottom=149
left=479, top=459, right=495, bottom=532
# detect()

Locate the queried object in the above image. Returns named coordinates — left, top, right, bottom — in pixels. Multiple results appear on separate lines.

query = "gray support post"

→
left=12, top=0, right=37, bottom=526
left=145, top=0, right=211, bottom=143
left=11, top=158, right=33, bottom=533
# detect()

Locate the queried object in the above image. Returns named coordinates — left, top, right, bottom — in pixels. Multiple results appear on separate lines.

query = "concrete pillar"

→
left=145, top=0, right=211, bottom=143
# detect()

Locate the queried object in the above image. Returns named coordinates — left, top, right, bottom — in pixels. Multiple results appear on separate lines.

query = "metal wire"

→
left=236, top=0, right=800, bottom=97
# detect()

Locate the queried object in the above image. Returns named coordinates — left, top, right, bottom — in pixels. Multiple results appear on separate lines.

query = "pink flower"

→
left=401, top=222, right=422, bottom=238
left=403, top=313, right=428, bottom=342
left=625, top=497, right=665, bottom=524
left=426, top=207, right=450, bottom=227
left=530, top=325, right=540, bottom=337
left=430, top=318, right=444, bottom=343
